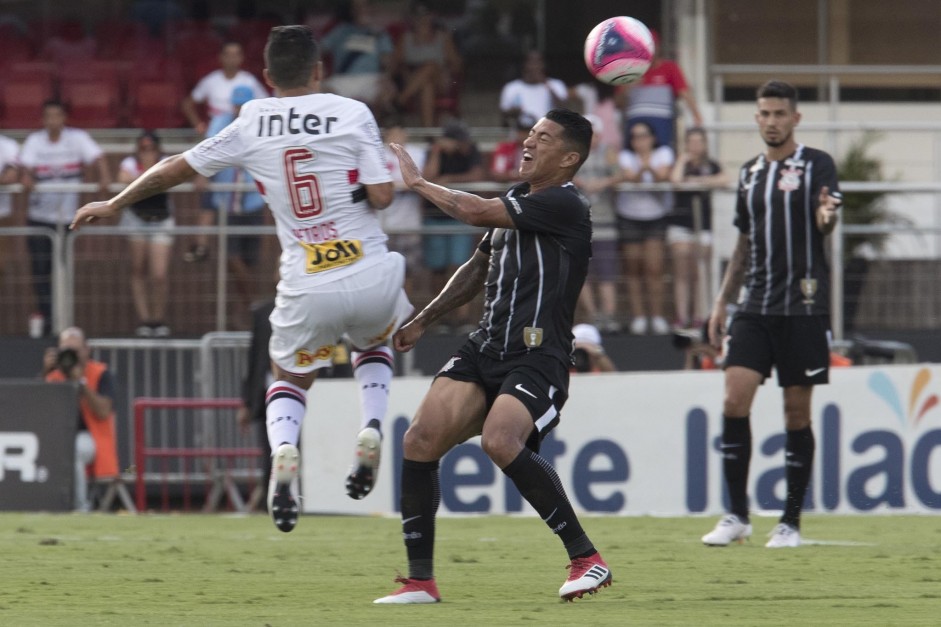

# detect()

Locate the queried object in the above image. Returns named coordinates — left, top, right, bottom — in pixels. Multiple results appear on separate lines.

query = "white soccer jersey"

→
left=184, top=93, right=393, bottom=294
left=190, top=70, right=269, bottom=118
left=18, top=128, right=103, bottom=225
left=0, top=134, right=19, bottom=219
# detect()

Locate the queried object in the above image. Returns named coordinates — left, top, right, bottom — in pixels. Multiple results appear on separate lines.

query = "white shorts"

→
left=269, top=251, right=414, bottom=375
left=666, top=225, right=712, bottom=247
left=120, top=211, right=175, bottom=246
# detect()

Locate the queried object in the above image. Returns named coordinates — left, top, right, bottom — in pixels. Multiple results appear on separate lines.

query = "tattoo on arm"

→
left=718, top=234, right=750, bottom=304
left=416, top=253, right=488, bottom=326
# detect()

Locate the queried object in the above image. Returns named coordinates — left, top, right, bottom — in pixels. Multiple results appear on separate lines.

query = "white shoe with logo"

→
left=765, top=523, right=801, bottom=548
left=346, top=427, right=381, bottom=500
left=268, top=444, right=300, bottom=533
left=702, top=514, right=752, bottom=546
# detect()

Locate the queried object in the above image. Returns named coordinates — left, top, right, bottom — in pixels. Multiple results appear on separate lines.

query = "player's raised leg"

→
left=346, top=345, right=395, bottom=499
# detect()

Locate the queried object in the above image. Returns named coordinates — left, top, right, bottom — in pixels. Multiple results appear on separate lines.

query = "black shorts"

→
left=724, top=312, right=831, bottom=387
left=435, top=341, right=570, bottom=453
left=617, top=215, right=668, bottom=245
left=226, top=213, right=265, bottom=267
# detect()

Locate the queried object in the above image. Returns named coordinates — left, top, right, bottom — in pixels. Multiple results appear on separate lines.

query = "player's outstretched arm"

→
left=392, top=250, right=489, bottom=352
left=71, top=155, right=198, bottom=230
left=389, top=142, right=512, bottom=228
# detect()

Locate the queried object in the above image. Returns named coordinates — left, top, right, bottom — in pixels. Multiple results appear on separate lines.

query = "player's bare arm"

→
left=708, top=233, right=750, bottom=346
left=393, top=250, right=489, bottom=352
left=389, top=142, right=513, bottom=228
left=71, top=155, right=197, bottom=230
left=816, top=184, right=841, bottom=235
left=364, top=181, right=394, bottom=210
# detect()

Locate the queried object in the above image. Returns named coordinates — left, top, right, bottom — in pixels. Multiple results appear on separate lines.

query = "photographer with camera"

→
left=42, top=327, right=119, bottom=512
left=571, top=324, right=617, bottom=374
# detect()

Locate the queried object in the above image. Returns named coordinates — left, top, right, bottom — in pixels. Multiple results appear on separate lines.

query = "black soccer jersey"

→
left=468, top=181, right=592, bottom=364
left=733, top=144, right=840, bottom=316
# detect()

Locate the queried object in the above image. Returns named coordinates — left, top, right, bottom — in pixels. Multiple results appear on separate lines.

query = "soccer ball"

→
left=583, top=16, right=655, bottom=85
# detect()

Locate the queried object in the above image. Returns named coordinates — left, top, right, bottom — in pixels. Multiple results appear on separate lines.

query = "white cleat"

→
left=765, top=523, right=801, bottom=548
left=346, top=427, right=381, bottom=500
left=268, top=444, right=300, bottom=533
left=702, top=514, right=752, bottom=546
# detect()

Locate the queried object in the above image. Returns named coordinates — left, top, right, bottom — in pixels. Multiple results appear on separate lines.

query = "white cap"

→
left=573, top=323, right=602, bottom=347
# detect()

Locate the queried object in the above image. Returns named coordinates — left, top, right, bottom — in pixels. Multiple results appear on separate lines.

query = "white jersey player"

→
left=72, top=26, right=413, bottom=532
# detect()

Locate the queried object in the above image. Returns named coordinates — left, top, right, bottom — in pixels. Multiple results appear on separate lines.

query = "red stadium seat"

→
left=129, top=80, right=186, bottom=129
left=61, top=79, right=121, bottom=128
left=0, top=80, right=54, bottom=129
left=0, top=24, right=36, bottom=68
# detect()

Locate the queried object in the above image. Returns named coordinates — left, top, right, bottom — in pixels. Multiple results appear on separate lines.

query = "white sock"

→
left=265, top=380, right=307, bottom=450
left=352, top=346, right=394, bottom=432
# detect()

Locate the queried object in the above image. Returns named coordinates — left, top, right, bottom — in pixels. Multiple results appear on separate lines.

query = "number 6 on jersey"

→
left=284, top=147, right=324, bottom=218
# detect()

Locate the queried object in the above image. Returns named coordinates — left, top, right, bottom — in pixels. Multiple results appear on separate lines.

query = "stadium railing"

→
left=133, top=397, right=262, bottom=513
left=4, top=178, right=941, bottom=338
left=89, top=333, right=254, bottom=512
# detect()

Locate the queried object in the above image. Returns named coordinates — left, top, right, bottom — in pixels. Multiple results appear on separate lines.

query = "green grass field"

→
left=1, top=512, right=939, bottom=626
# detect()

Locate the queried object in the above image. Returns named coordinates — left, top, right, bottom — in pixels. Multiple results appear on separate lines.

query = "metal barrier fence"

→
left=88, top=333, right=252, bottom=483
left=133, top=397, right=262, bottom=513
left=4, top=179, right=941, bottom=339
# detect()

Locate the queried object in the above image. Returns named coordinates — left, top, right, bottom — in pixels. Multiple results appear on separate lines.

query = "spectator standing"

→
left=182, top=41, right=268, bottom=136
left=701, top=80, right=842, bottom=549
left=616, top=29, right=702, bottom=149
left=322, top=0, right=397, bottom=119
left=421, top=120, right=484, bottom=332
left=614, top=121, right=674, bottom=335
left=489, top=113, right=535, bottom=184
left=185, top=87, right=268, bottom=312
left=382, top=122, right=426, bottom=294
left=390, top=3, right=462, bottom=128
left=19, top=101, right=111, bottom=336
left=118, top=131, right=175, bottom=337
left=0, top=133, right=20, bottom=288
left=42, top=326, right=119, bottom=512
left=499, top=50, right=567, bottom=125
left=574, top=114, right=620, bottom=334
left=668, top=127, right=728, bottom=329
left=206, top=90, right=269, bottom=312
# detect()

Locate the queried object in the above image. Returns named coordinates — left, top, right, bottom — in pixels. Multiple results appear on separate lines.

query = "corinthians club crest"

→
left=778, top=166, right=803, bottom=192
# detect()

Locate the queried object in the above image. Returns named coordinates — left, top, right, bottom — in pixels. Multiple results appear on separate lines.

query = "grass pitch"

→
left=1, top=512, right=939, bottom=626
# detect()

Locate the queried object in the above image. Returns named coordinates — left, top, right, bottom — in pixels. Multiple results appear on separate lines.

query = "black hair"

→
left=544, top=108, right=592, bottom=167
left=42, top=99, right=66, bottom=113
left=137, top=130, right=161, bottom=147
left=757, top=80, right=798, bottom=109
left=264, top=25, right=320, bottom=90
left=628, top=120, right=660, bottom=150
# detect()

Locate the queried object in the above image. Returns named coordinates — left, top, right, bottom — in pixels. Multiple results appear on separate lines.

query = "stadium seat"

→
left=129, top=80, right=185, bottom=129
left=0, top=24, right=35, bottom=68
left=61, top=79, right=121, bottom=128
left=0, top=80, right=53, bottom=129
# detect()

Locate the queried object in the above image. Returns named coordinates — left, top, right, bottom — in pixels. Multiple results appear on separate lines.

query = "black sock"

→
left=401, top=459, right=440, bottom=580
left=782, top=426, right=815, bottom=529
left=502, top=448, right=593, bottom=559
left=722, top=415, right=752, bottom=522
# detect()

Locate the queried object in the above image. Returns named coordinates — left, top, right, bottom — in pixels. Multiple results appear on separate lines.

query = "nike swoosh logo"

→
left=402, top=515, right=421, bottom=525
left=515, top=383, right=538, bottom=399
left=805, top=367, right=826, bottom=377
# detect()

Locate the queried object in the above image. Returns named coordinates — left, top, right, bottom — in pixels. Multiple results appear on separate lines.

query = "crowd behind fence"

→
left=3, top=178, right=941, bottom=338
